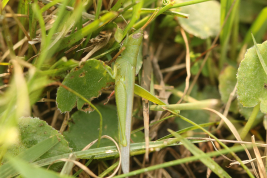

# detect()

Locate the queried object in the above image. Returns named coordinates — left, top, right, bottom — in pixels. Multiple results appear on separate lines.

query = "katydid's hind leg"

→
left=115, top=80, right=130, bottom=174
left=115, top=80, right=127, bottom=146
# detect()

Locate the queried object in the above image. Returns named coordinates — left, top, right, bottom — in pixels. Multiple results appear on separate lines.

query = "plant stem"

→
left=240, top=103, right=260, bottom=140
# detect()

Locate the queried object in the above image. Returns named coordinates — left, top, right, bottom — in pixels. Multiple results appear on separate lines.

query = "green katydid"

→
left=105, top=12, right=158, bottom=174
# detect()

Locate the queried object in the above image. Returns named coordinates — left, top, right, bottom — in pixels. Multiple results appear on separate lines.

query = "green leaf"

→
left=0, top=136, right=60, bottom=178
left=219, top=65, right=264, bottom=119
left=63, top=105, right=118, bottom=151
left=237, top=40, right=267, bottom=113
left=177, top=0, right=220, bottom=39
left=6, top=156, right=73, bottom=178
left=6, top=117, right=71, bottom=170
left=56, top=59, right=114, bottom=112
left=134, top=84, right=166, bottom=105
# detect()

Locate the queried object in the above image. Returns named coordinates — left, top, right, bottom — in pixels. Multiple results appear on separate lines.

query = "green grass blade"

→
left=178, top=114, right=254, bottom=177
left=150, top=99, right=219, bottom=111
left=32, top=3, right=47, bottom=50
left=6, top=156, right=73, bottom=178
left=157, top=122, right=219, bottom=141
left=172, top=0, right=212, bottom=8
left=121, top=0, right=144, bottom=40
left=111, top=0, right=125, bottom=11
left=95, top=0, right=102, bottom=19
left=252, top=34, right=267, bottom=76
left=219, top=0, right=239, bottom=68
left=33, top=140, right=208, bottom=167
left=134, top=84, right=165, bottom=105
left=169, top=130, right=231, bottom=178
left=244, top=7, right=267, bottom=46
left=60, top=153, right=76, bottom=175
left=2, top=0, right=9, bottom=8
left=99, top=161, right=119, bottom=177
left=57, top=11, right=118, bottom=51
left=41, top=0, right=64, bottom=13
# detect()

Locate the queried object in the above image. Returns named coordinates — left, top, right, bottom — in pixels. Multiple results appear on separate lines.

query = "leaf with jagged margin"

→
left=237, top=40, right=267, bottom=113
left=56, top=59, right=114, bottom=113
left=219, top=65, right=264, bottom=119
left=6, top=117, right=71, bottom=170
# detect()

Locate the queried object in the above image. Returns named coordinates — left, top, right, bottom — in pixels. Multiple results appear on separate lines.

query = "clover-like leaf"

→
left=237, top=40, right=267, bottom=113
left=177, top=0, right=220, bottom=39
left=56, top=59, right=114, bottom=113
left=219, top=65, right=264, bottom=119
left=6, top=117, right=71, bottom=170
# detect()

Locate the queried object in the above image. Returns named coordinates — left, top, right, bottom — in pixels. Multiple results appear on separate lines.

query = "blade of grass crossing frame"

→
left=111, top=0, right=125, bottom=11
left=95, top=0, right=102, bottom=19
left=56, top=11, right=118, bottom=51
left=169, top=130, right=231, bottom=178
left=252, top=34, right=267, bottom=76
left=6, top=156, right=72, bottom=178
left=244, top=7, right=267, bottom=46
left=134, top=84, right=166, bottom=105
left=157, top=122, right=219, bottom=141
left=32, top=3, right=47, bottom=51
left=121, top=0, right=144, bottom=41
left=2, top=0, right=9, bottom=8
left=219, top=0, right=239, bottom=69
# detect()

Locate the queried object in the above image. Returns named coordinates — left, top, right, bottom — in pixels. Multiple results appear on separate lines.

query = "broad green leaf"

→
left=219, top=65, right=264, bottom=119
left=63, top=105, right=118, bottom=151
left=177, top=0, right=220, bottom=39
left=6, top=117, right=71, bottom=170
left=169, top=130, right=231, bottom=178
left=56, top=59, right=114, bottom=112
left=237, top=40, right=267, bottom=113
left=0, top=136, right=60, bottom=178
left=6, top=156, right=73, bottom=178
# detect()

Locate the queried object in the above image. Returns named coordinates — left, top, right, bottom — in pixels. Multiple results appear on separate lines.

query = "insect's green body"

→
left=114, top=29, right=143, bottom=173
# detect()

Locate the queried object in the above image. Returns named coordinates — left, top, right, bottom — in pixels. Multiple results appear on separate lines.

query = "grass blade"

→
left=168, top=130, right=231, bottom=178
